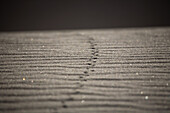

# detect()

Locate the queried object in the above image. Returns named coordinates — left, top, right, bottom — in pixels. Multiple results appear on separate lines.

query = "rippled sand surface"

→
left=0, top=27, right=170, bottom=113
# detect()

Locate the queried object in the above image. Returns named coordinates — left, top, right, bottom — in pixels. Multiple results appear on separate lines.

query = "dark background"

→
left=0, top=0, right=170, bottom=31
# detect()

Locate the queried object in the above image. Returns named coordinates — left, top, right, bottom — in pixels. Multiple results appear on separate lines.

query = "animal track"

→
left=86, top=37, right=99, bottom=73
left=61, top=35, right=99, bottom=108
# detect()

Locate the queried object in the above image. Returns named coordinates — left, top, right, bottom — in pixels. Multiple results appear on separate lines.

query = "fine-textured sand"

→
left=0, top=27, right=170, bottom=113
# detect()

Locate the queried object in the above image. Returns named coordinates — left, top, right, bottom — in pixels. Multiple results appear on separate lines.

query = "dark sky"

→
left=0, top=0, right=170, bottom=31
